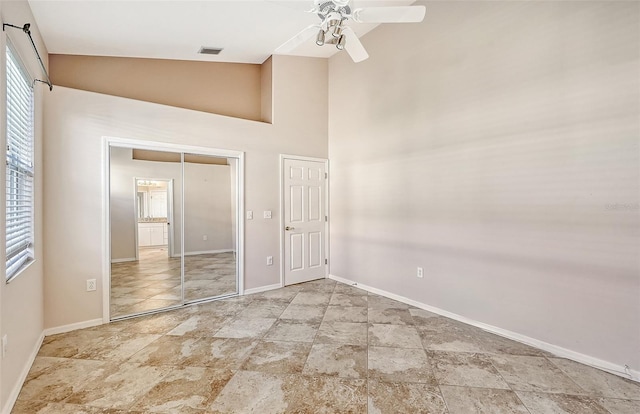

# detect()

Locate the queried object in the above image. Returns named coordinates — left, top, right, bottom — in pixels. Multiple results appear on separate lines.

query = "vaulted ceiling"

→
left=28, top=0, right=414, bottom=64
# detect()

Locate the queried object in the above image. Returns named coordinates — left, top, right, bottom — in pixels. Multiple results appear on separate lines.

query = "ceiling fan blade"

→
left=352, top=6, right=426, bottom=24
left=276, top=24, right=321, bottom=54
left=342, top=27, right=369, bottom=63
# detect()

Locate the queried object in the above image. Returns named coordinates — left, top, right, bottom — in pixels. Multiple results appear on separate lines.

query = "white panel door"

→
left=283, top=158, right=327, bottom=285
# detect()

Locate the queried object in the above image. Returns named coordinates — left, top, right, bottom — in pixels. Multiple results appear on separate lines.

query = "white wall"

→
left=0, top=0, right=46, bottom=410
left=43, top=56, right=328, bottom=329
left=328, top=1, right=640, bottom=374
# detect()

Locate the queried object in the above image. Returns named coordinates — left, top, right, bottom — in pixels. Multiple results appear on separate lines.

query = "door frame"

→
left=133, top=177, right=174, bottom=260
left=103, top=136, right=245, bottom=323
left=279, top=154, right=330, bottom=287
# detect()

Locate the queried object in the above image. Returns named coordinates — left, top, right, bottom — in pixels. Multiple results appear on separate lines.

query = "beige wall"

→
left=110, top=147, right=183, bottom=261
left=328, top=0, right=640, bottom=373
left=0, top=0, right=46, bottom=410
left=184, top=162, right=234, bottom=254
left=49, top=54, right=267, bottom=122
left=43, top=55, right=328, bottom=329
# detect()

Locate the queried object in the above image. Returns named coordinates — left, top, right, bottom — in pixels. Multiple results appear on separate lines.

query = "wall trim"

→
left=328, top=274, right=640, bottom=383
left=110, top=257, right=136, bottom=263
left=43, top=318, right=104, bottom=336
left=243, top=283, right=282, bottom=296
left=184, top=249, right=233, bottom=257
left=1, top=332, right=44, bottom=414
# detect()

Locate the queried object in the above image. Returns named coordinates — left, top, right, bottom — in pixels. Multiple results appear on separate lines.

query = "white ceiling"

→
left=28, top=0, right=414, bottom=64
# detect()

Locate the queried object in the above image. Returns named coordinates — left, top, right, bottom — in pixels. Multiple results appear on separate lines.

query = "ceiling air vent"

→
left=198, top=46, right=223, bottom=55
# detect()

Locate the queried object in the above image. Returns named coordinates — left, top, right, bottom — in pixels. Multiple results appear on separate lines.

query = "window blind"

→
left=6, top=44, right=35, bottom=280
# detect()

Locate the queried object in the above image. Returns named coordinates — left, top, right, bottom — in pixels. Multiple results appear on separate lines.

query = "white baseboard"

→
left=1, top=332, right=44, bottom=414
left=243, top=283, right=282, bottom=296
left=43, top=318, right=104, bottom=336
left=328, top=274, right=640, bottom=383
left=184, top=249, right=233, bottom=257
left=110, top=257, right=136, bottom=263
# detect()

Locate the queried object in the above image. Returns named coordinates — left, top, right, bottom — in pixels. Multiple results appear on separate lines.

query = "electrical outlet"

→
left=417, top=267, right=424, bottom=278
left=87, top=279, right=97, bottom=291
left=2, top=335, right=7, bottom=358
left=246, top=211, right=253, bottom=220
left=203, top=235, right=208, bottom=241
left=267, top=256, right=273, bottom=266
left=263, top=210, right=272, bottom=219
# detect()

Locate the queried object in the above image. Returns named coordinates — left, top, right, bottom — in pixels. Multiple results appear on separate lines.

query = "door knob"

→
left=285, top=226, right=295, bottom=231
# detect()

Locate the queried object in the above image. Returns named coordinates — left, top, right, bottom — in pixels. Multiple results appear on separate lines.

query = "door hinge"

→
left=325, top=259, right=328, bottom=265
left=325, top=215, right=328, bottom=222
left=324, top=172, right=328, bottom=179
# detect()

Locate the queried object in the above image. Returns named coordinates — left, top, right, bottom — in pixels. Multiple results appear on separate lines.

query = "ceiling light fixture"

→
left=336, top=34, right=346, bottom=50
left=316, top=29, right=325, bottom=46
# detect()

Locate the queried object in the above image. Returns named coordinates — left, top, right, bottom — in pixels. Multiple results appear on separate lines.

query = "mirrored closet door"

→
left=108, top=144, right=240, bottom=319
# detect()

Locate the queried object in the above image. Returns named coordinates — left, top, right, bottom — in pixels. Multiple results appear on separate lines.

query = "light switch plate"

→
left=264, top=210, right=272, bottom=219
left=246, top=211, right=253, bottom=220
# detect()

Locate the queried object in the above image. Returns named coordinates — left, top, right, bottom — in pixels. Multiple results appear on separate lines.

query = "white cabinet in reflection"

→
left=138, top=222, right=167, bottom=247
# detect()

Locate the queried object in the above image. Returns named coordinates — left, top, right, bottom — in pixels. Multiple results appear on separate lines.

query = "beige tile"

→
left=73, top=332, right=162, bottom=361
left=286, top=376, right=367, bottom=414
left=333, top=283, right=368, bottom=296
left=207, top=371, right=290, bottom=413
left=409, top=308, right=441, bottom=325
left=16, top=359, right=106, bottom=403
left=323, top=306, right=368, bottom=323
left=184, top=337, right=258, bottom=369
left=290, top=291, right=332, bottom=306
left=303, top=343, right=367, bottom=379
left=11, top=401, right=126, bottom=413
left=250, top=288, right=300, bottom=303
left=329, top=293, right=367, bottom=307
left=368, top=380, right=447, bottom=414
left=368, top=346, right=436, bottom=384
left=130, top=366, right=233, bottom=413
left=128, top=335, right=202, bottom=366
left=440, top=386, right=530, bottom=414
left=24, top=356, right=67, bottom=381
left=316, top=321, right=368, bottom=345
left=598, top=398, right=640, bottom=414
left=264, top=320, right=320, bottom=342
left=37, top=330, right=106, bottom=358
left=429, top=351, right=509, bottom=389
left=417, top=318, right=549, bottom=356
left=549, top=358, right=640, bottom=400
left=209, top=371, right=366, bottom=414
left=368, top=295, right=410, bottom=310
left=213, top=317, right=276, bottom=339
left=66, top=362, right=173, bottom=409
left=119, top=310, right=188, bottom=334
left=368, top=308, right=413, bottom=325
left=236, top=302, right=288, bottom=319
left=299, top=279, right=337, bottom=293
left=491, top=355, right=585, bottom=394
left=516, top=391, right=611, bottom=414
left=167, top=314, right=231, bottom=337
left=241, top=340, right=312, bottom=374
left=279, top=304, right=326, bottom=323
left=368, top=324, right=423, bottom=349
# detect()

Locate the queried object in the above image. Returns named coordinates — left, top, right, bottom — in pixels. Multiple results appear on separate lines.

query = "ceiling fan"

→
left=275, top=0, right=426, bottom=63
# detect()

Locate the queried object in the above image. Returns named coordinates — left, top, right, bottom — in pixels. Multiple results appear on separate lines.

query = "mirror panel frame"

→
left=103, top=136, right=244, bottom=322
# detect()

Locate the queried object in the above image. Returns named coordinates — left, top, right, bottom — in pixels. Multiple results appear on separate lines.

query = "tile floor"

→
left=13, top=279, right=640, bottom=413
left=110, top=249, right=237, bottom=317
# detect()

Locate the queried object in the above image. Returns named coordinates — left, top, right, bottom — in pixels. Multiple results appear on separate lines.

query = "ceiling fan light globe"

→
left=316, top=29, right=325, bottom=46
left=332, top=25, right=343, bottom=38
left=336, top=34, right=346, bottom=50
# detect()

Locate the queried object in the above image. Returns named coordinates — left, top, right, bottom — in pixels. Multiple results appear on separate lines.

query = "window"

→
left=5, top=43, right=35, bottom=281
